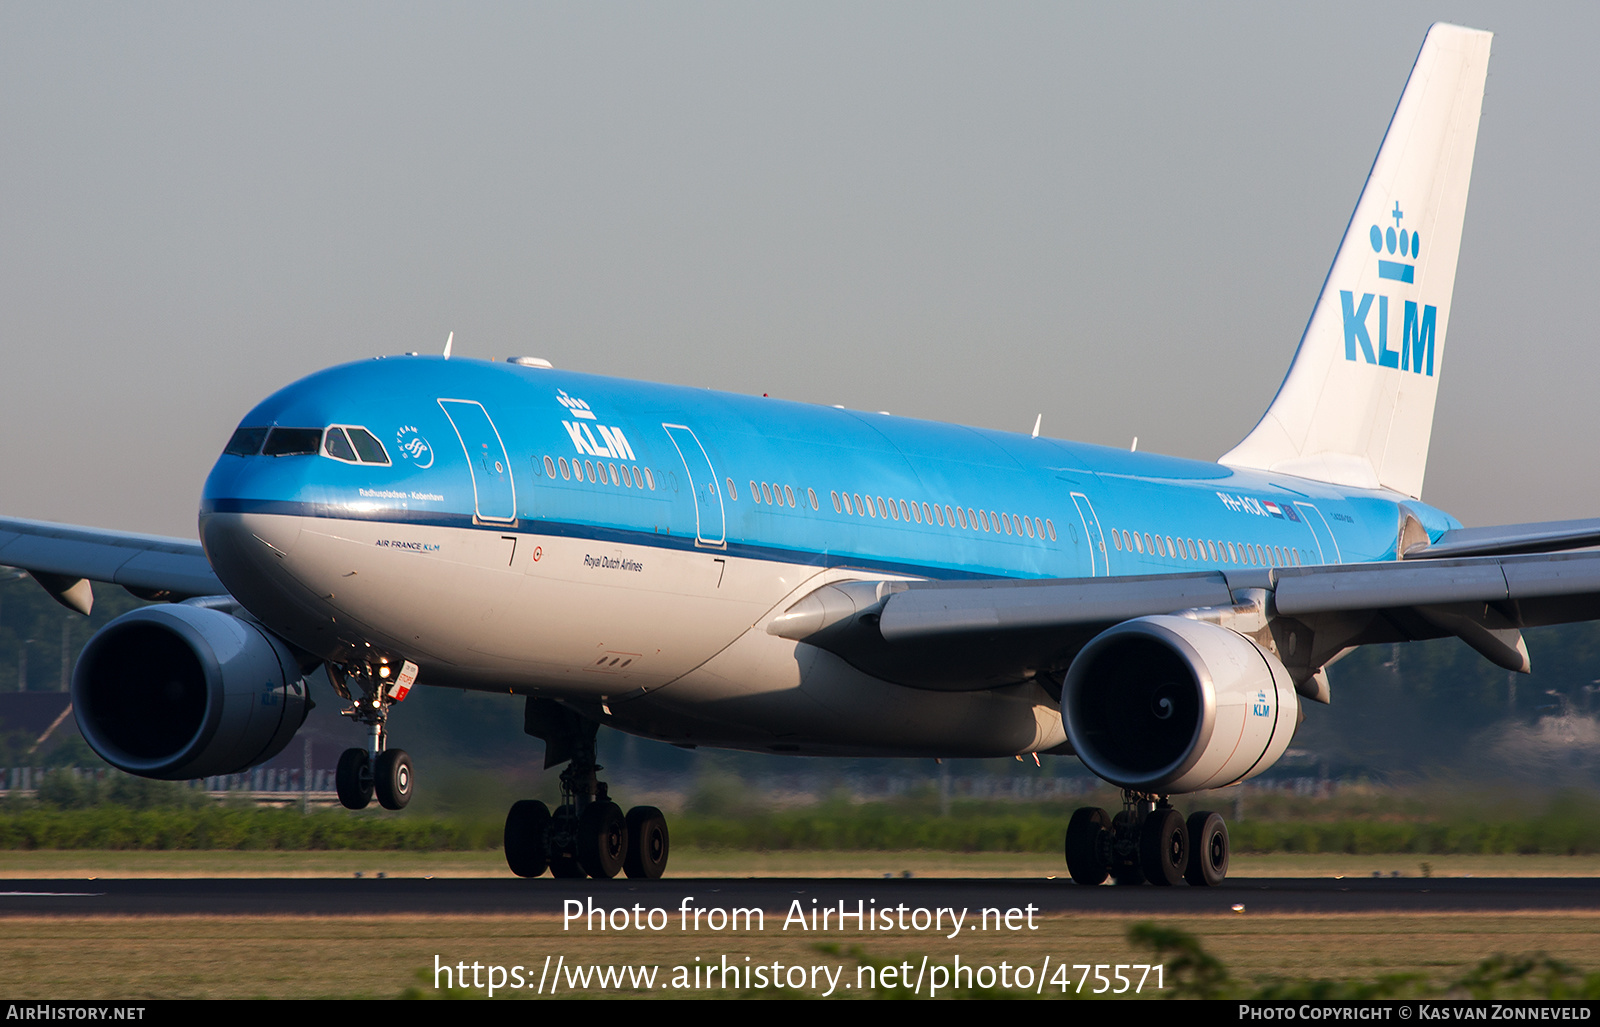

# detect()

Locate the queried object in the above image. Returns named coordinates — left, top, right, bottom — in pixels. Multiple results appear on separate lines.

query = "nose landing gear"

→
left=330, top=660, right=416, bottom=811
left=1064, top=792, right=1229, bottom=887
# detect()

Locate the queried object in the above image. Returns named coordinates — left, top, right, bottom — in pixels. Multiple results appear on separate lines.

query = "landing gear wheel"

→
left=549, top=805, right=585, bottom=878
left=1184, top=811, right=1230, bottom=887
left=505, top=800, right=551, bottom=878
left=577, top=801, right=627, bottom=879
left=623, top=806, right=669, bottom=880
left=336, top=747, right=373, bottom=810
left=374, top=748, right=413, bottom=810
left=1064, top=807, right=1111, bottom=886
left=1110, top=810, right=1146, bottom=885
left=1139, top=807, right=1189, bottom=886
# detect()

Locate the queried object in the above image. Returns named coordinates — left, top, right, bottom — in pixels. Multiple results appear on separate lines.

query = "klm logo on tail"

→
left=1341, top=201, right=1436, bottom=376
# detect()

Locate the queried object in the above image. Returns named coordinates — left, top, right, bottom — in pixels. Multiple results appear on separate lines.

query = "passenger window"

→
left=1134, top=533, right=1144, bottom=553
left=1024, top=517, right=1034, bottom=538
left=876, top=497, right=887, bottom=518
left=1046, top=519, right=1056, bottom=542
left=559, top=457, right=571, bottom=480
left=727, top=478, right=738, bottom=501
left=645, top=468, right=655, bottom=490
left=980, top=510, right=991, bottom=532
left=956, top=507, right=968, bottom=529
left=1113, top=530, right=1122, bottom=550
left=889, top=499, right=899, bottom=521
left=632, top=466, right=643, bottom=488
left=761, top=482, right=772, bottom=504
left=785, top=485, right=795, bottom=508
left=543, top=456, right=556, bottom=477
left=832, top=491, right=842, bottom=513
left=609, top=463, right=620, bottom=486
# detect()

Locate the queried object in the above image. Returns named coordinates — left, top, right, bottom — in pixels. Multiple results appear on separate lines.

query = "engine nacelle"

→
left=1061, top=615, right=1297, bottom=793
left=71, top=603, right=313, bottom=780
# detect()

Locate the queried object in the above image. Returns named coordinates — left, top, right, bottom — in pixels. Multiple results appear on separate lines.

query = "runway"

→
left=3, top=876, right=1599, bottom=916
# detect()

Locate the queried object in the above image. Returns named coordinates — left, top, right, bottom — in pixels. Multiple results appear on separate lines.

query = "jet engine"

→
left=71, top=603, right=313, bottom=780
left=1061, top=615, right=1297, bottom=793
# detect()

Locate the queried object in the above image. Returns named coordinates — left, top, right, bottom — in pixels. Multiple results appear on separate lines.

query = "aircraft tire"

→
left=1064, top=807, right=1111, bottom=886
left=1138, top=807, right=1189, bottom=886
left=623, top=806, right=670, bottom=880
left=335, top=747, right=372, bottom=810
left=374, top=749, right=413, bottom=810
left=504, top=800, right=551, bottom=878
left=1184, top=811, right=1229, bottom=887
left=577, top=801, right=627, bottom=879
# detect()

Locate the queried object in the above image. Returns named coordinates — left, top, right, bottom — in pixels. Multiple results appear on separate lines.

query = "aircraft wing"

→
left=773, top=549, right=1600, bottom=694
left=0, top=516, right=224, bottom=612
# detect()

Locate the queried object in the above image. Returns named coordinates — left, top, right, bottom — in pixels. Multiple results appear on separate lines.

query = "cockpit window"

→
left=323, top=427, right=358, bottom=461
left=223, top=427, right=268, bottom=456
left=345, top=427, right=390, bottom=465
left=263, top=428, right=323, bottom=456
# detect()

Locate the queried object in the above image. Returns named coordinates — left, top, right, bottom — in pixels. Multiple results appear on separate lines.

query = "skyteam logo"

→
left=1341, top=200, right=1436, bottom=376
left=555, top=390, right=636, bottom=461
left=394, top=425, right=434, bottom=469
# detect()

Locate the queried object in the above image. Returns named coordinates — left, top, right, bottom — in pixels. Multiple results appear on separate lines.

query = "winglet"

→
left=1220, top=24, right=1492, bottom=499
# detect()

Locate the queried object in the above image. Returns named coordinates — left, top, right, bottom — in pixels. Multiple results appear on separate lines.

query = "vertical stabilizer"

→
left=1219, top=24, right=1491, bottom=499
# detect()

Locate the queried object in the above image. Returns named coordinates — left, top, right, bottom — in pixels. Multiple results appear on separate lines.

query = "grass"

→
left=4, top=849, right=1600, bottom=879
left=2, top=912, right=1598, bottom=998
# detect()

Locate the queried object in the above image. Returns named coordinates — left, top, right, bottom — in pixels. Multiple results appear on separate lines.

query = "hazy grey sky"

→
left=3, top=3, right=1597, bottom=537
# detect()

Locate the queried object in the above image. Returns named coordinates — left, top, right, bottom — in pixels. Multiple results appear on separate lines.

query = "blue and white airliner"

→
left=2, top=23, right=1593, bottom=885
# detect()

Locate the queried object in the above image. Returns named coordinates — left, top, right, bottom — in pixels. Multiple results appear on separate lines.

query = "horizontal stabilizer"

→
left=1412, top=517, right=1600, bottom=559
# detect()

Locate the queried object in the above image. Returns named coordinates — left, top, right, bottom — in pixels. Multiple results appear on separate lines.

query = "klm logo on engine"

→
left=556, top=389, right=636, bottom=461
left=1341, top=201, right=1435, bottom=376
left=1251, top=690, right=1271, bottom=718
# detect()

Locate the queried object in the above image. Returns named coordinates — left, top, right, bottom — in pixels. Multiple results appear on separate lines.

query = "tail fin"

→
left=1220, top=23, right=1491, bottom=500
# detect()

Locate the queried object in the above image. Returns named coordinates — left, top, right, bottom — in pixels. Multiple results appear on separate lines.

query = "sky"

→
left=3, top=2, right=1598, bottom=538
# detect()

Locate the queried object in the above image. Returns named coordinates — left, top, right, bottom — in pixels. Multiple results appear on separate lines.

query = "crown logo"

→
left=555, top=389, right=596, bottom=420
left=1368, top=201, right=1418, bottom=283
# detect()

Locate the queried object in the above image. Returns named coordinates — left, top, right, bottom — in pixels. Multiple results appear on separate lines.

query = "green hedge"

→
left=5, top=799, right=1600, bottom=854
left=0, top=807, right=500, bottom=851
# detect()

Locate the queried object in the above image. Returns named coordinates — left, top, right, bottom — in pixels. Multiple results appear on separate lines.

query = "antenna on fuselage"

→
left=442, top=331, right=454, bottom=359
left=1130, top=436, right=1138, bottom=452
left=1031, top=414, right=1041, bottom=439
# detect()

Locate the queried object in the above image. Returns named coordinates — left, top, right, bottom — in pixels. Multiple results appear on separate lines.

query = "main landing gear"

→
left=330, top=661, right=415, bottom=811
left=505, top=699, right=669, bottom=880
left=1065, top=792, right=1229, bottom=887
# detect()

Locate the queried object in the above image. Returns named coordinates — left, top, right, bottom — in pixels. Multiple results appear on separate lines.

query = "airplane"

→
left=1, top=22, right=1594, bottom=886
